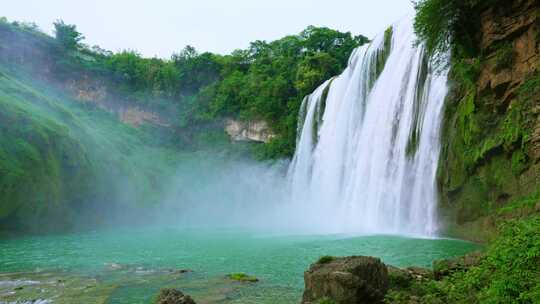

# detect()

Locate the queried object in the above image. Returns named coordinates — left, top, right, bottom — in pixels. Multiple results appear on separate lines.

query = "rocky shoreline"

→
left=147, top=252, right=483, bottom=304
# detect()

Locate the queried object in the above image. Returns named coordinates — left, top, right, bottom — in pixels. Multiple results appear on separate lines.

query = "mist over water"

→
left=69, top=18, right=449, bottom=239
left=137, top=18, right=449, bottom=238
left=156, top=157, right=291, bottom=230
left=0, top=16, right=466, bottom=304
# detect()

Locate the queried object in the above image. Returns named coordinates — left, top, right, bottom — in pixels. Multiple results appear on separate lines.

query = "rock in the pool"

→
left=302, top=256, right=389, bottom=304
left=155, top=288, right=196, bottom=304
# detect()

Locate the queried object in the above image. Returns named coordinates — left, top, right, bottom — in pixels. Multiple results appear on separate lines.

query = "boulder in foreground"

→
left=155, top=288, right=196, bottom=304
left=302, top=256, right=389, bottom=304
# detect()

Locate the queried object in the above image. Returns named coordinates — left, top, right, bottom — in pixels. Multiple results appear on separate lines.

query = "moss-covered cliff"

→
left=435, top=0, right=540, bottom=242
left=0, top=66, right=186, bottom=234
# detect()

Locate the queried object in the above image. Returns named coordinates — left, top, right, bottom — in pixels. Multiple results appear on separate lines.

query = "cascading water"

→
left=288, top=18, right=449, bottom=237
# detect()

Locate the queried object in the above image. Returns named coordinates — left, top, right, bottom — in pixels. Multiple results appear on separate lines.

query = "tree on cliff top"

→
left=53, top=19, right=84, bottom=51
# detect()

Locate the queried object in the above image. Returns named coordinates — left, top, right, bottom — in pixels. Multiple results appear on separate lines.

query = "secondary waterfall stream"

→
left=288, top=18, right=449, bottom=236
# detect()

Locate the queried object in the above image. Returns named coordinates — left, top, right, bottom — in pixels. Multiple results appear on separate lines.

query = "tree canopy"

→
left=1, top=18, right=368, bottom=158
left=53, top=20, right=84, bottom=50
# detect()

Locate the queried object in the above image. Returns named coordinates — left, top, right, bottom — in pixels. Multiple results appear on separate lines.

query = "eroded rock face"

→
left=439, top=0, right=540, bottom=242
left=118, top=106, right=170, bottom=127
left=302, top=256, right=389, bottom=304
left=155, top=288, right=196, bottom=304
left=225, top=119, right=275, bottom=143
left=477, top=0, right=539, bottom=103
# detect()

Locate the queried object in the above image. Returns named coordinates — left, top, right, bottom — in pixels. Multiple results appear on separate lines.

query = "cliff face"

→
left=439, top=0, right=540, bottom=241
left=0, top=23, right=172, bottom=129
left=65, top=76, right=170, bottom=127
left=225, top=119, right=275, bottom=143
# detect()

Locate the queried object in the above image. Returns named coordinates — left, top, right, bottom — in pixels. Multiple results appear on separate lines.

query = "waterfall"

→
left=287, top=18, right=448, bottom=237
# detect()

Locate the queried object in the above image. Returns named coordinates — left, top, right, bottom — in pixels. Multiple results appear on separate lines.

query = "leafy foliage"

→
left=317, top=255, right=336, bottom=264
left=386, top=191, right=540, bottom=304
left=413, top=0, right=506, bottom=60
left=209, top=27, right=367, bottom=158
left=53, top=19, right=84, bottom=50
left=0, top=18, right=368, bottom=158
left=0, top=67, right=184, bottom=233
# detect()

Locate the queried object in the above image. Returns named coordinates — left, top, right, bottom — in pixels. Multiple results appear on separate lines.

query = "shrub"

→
left=414, top=0, right=507, bottom=61
left=446, top=215, right=540, bottom=303
left=317, top=255, right=335, bottom=264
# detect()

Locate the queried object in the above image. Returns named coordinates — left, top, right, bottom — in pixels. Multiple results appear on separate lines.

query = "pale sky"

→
left=3, top=0, right=415, bottom=58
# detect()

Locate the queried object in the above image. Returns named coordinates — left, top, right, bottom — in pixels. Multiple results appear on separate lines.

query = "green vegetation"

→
left=413, top=0, right=505, bottom=60
left=0, top=17, right=368, bottom=159
left=439, top=70, right=538, bottom=225
left=0, top=16, right=369, bottom=233
left=493, top=42, right=515, bottom=72
left=386, top=191, right=540, bottom=303
left=415, top=0, right=538, bottom=228
left=208, top=26, right=368, bottom=158
left=227, top=273, right=259, bottom=283
left=317, top=255, right=336, bottom=264
left=442, top=215, right=540, bottom=303
left=410, top=0, right=540, bottom=302
left=53, top=19, right=84, bottom=51
left=318, top=297, right=336, bottom=304
left=0, top=66, right=187, bottom=233
left=368, top=25, right=393, bottom=90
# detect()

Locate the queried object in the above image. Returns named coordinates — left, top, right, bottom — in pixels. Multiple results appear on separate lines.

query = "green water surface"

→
left=0, top=227, right=479, bottom=303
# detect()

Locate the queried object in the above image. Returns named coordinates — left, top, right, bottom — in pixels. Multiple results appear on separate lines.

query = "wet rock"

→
left=155, top=288, right=196, bottom=304
left=302, top=256, right=389, bottom=304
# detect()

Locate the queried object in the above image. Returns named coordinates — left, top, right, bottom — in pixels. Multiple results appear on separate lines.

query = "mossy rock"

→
left=226, top=273, right=259, bottom=283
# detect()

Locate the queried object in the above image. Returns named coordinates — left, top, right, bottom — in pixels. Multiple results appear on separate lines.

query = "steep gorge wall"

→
left=65, top=76, right=171, bottom=127
left=439, top=0, right=540, bottom=241
left=0, top=22, right=173, bottom=129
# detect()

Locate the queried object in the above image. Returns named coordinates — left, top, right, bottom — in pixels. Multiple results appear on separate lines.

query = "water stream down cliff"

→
left=288, top=19, right=449, bottom=236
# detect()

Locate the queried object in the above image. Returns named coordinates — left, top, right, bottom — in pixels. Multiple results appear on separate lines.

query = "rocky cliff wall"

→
left=225, top=119, right=275, bottom=143
left=439, top=0, right=540, bottom=242
left=65, top=76, right=171, bottom=127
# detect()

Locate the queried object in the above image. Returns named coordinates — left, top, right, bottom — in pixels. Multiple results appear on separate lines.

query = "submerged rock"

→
left=169, top=269, right=193, bottom=275
left=302, top=256, right=389, bottom=304
left=155, top=288, right=196, bottom=304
